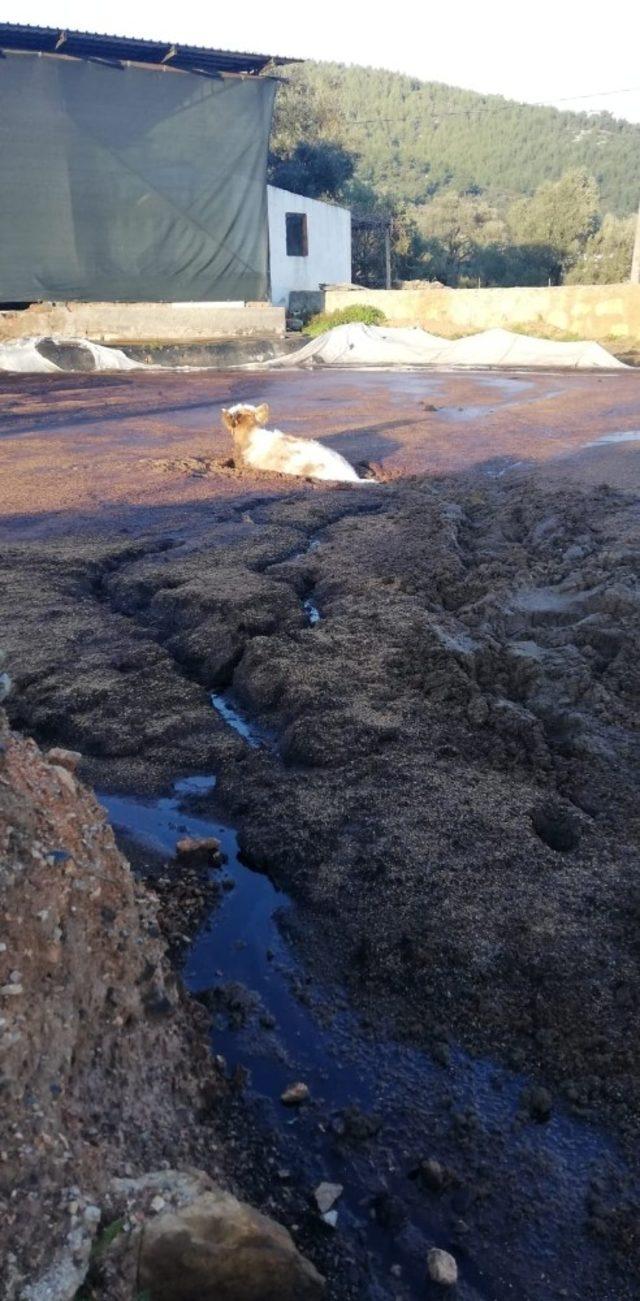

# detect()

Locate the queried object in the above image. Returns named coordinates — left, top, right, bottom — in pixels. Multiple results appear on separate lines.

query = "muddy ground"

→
left=1, top=366, right=640, bottom=1298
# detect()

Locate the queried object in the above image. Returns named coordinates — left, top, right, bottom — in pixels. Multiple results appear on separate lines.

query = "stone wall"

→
left=322, top=283, right=640, bottom=346
left=0, top=300, right=285, bottom=344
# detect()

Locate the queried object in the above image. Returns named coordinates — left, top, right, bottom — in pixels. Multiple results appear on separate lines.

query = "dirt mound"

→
left=0, top=714, right=227, bottom=1297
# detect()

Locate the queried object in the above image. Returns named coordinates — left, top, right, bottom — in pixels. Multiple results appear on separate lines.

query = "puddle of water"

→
left=290, top=536, right=322, bottom=564
left=439, top=376, right=566, bottom=424
left=210, top=692, right=272, bottom=749
left=302, top=598, right=321, bottom=625
left=439, top=404, right=498, bottom=424
left=101, top=776, right=634, bottom=1301
left=475, top=375, right=533, bottom=396
left=583, top=430, right=640, bottom=447
left=482, top=458, right=525, bottom=479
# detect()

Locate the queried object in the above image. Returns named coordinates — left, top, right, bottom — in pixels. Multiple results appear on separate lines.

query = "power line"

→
left=340, top=85, right=640, bottom=127
left=555, top=86, right=640, bottom=103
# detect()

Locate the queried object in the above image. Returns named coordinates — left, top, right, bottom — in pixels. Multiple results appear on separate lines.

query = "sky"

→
left=3, top=0, right=640, bottom=124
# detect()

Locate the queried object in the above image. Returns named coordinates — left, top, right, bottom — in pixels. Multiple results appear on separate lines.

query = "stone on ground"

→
left=175, top=835, right=221, bottom=862
left=138, top=1186, right=325, bottom=1299
left=427, top=1247, right=458, bottom=1286
left=314, top=1181, right=343, bottom=1214
left=280, top=1081, right=310, bottom=1105
left=47, top=746, right=82, bottom=772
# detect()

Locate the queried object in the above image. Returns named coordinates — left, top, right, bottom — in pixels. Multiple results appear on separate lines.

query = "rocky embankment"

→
left=0, top=712, right=323, bottom=1300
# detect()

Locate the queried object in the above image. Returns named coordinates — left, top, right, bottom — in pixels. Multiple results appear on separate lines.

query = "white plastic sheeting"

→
left=269, top=323, right=626, bottom=370
left=0, top=337, right=140, bottom=373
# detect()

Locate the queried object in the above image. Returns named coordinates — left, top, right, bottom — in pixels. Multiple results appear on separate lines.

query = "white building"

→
left=268, top=185, right=351, bottom=308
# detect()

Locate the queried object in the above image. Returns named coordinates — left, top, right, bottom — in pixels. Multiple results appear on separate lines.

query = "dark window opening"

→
left=286, top=211, right=308, bottom=257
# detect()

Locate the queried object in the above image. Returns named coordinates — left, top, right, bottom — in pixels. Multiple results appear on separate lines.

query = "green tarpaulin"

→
left=0, top=51, right=276, bottom=302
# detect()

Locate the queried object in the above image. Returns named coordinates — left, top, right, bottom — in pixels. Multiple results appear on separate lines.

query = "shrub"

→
left=302, top=304, right=387, bottom=337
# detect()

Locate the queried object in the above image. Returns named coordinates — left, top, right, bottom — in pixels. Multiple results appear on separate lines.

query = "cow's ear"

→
left=254, top=403, right=269, bottom=426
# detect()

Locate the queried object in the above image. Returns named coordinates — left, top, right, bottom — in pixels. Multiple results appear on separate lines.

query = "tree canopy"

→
left=268, top=62, right=640, bottom=288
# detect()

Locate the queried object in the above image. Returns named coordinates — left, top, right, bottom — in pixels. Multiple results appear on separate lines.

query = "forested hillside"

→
left=299, top=63, right=640, bottom=215
left=269, top=62, right=640, bottom=287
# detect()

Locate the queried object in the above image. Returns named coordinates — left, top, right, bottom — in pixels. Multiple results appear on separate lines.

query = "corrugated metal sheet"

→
left=0, top=21, right=295, bottom=75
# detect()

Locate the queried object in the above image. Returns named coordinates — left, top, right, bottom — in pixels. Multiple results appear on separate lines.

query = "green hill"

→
left=289, top=62, right=640, bottom=216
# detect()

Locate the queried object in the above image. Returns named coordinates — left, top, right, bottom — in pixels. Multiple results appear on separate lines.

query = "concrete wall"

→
left=0, top=300, right=285, bottom=344
left=322, top=283, right=640, bottom=345
left=268, top=186, right=351, bottom=308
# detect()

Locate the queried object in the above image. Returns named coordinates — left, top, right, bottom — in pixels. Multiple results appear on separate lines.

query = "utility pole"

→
left=384, top=223, right=392, bottom=290
left=631, top=196, right=640, bottom=284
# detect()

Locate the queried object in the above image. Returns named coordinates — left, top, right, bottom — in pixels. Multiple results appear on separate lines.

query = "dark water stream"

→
left=101, top=767, right=633, bottom=1301
left=210, top=692, right=273, bottom=749
left=210, top=573, right=321, bottom=746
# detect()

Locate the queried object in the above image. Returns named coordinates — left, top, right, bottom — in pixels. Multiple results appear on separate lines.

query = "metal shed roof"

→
left=0, top=21, right=295, bottom=75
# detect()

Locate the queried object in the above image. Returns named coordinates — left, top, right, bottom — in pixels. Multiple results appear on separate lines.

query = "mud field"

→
left=1, top=366, right=640, bottom=1299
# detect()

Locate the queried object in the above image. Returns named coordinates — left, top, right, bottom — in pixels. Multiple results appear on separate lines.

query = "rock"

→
left=281, top=1081, right=310, bottom=1106
left=175, top=836, right=221, bottom=864
left=427, top=1247, right=458, bottom=1286
left=371, top=1191, right=406, bottom=1233
left=417, top=1158, right=446, bottom=1192
left=335, top=1104, right=382, bottom=1143
left=314, top=1182, right=343, bottom=1214
left=20, top=1222, right=98, bottom=1300
left=200, top=981, right=258, bottom=1029
left=50, top=765, right=77, bottom=796
left=47, top=747, right=82, bottom=773
left=321, top=1209, right=338, bottom=1228
left=109, top=1169, right=214, bottom=1217
left=138, top=1187, right=325, bottom=1300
